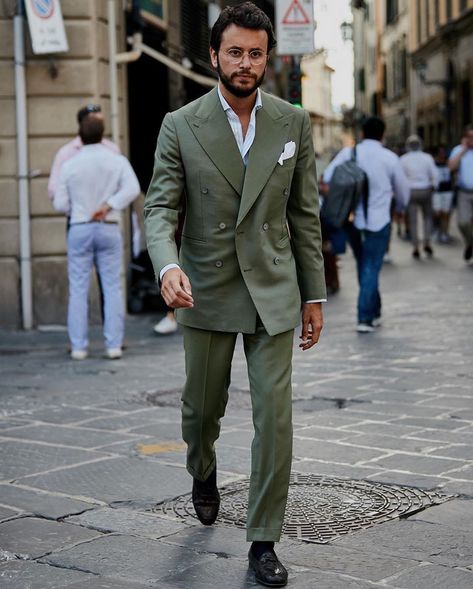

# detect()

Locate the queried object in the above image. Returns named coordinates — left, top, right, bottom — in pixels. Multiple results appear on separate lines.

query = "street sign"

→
left=276, top=0, right=314, bottom=56
left=25, top=0, right=68, bottom=54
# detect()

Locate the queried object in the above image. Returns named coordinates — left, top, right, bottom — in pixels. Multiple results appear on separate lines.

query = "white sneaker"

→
left=71, top=349, right=88, bottom=360
left=153, top=315, right=178, bottom=335
left=372, top=317, right=382, bottom=327
left=357, top=322, right=375, bottom=333
left=106, top=348, right=122, bottom=359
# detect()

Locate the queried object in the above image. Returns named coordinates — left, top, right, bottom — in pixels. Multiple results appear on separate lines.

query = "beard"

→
left=216, top=59, right=266, bottom=98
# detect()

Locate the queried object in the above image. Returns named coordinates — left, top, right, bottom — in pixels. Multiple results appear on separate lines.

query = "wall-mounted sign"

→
left=25, top=0, right=68, bottom=54
left=140, top=0, right=167, bottom=30
left=276, top=0, right=314, bottom=56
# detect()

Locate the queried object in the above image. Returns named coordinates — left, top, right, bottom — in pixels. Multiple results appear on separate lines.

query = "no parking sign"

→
left=25, top=0, right=68, bottom=54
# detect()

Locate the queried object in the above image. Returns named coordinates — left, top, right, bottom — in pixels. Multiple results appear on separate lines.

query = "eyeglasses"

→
left=222, top=48, right=267, bottom=66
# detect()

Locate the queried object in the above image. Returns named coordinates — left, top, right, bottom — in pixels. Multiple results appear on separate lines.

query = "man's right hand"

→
left=160, top=268, right=194, bottom=309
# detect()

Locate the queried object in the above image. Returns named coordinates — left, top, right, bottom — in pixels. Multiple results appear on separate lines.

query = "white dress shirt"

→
left=323, top=139, right=410, bottom=232
left=53, top=144, right=140, bottom=224
left=400, top=150, right=439, bottom=190
left=449, top=146, right=473, bottom=190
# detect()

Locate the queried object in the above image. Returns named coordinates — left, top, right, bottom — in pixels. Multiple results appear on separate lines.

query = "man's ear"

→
left=209, top=47, right=218, bottom=69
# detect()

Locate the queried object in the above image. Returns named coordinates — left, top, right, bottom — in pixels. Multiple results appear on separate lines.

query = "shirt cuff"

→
left=305, top=299, right=327, bottom=303
left=160, top=263, right=180, bottom=281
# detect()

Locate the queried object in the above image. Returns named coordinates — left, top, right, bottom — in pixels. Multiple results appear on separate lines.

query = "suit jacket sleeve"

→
left=144, top=113, right=184, bottom=280
left=287, top=110, right=326, bottom=301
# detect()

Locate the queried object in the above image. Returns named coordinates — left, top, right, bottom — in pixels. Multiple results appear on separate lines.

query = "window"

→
left=446, top=0, right=452, bottom=21
left=386, top=0, right=398, bottom=24
left=358, top=68, right=366, bottom=92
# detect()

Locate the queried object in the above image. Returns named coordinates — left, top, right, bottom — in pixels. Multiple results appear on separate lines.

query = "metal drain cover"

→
left=151, top=472, right=452, bottom=543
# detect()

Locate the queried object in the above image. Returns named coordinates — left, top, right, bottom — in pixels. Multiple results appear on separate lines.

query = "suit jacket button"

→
left=283, top=188, right=289, bottom=196
left=219, top=222, right=226, bottom=230
left=215, top=260, right=223, bottom=268
left=262, top=222, right=269, bottom=231
left=273, top=257, right=280, bottom=265
left=202, top=188, right=209, bottom=194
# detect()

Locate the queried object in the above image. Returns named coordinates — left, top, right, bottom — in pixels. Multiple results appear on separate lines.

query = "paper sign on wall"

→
left=25, top=0, right=68, bottom=54
left=276, top=0, right=314, bottom=56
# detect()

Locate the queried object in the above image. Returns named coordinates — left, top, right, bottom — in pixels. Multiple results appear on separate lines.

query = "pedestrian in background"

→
left=448, top=124, right=473, bottom=261
left=48, top=104, right=120, bottom=322
left=53, top=116, right=140, bottom=360
left=400, top=135, right=439, bottom=259
left=323, top=116, right=409, bottom=333
left=432, top=145, right=454, bottom=244
left=144, top=3, right=325, bottom=585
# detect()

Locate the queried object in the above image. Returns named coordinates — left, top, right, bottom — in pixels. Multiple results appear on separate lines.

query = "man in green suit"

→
left=144, top=3, right=325, bottom=586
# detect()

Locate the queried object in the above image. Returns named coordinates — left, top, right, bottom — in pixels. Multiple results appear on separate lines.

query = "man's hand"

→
left=91, top=203, right=112, bottom=221
left=299, top=302, right=323, bottom=351
left=161, top=268, right=194, bottom=309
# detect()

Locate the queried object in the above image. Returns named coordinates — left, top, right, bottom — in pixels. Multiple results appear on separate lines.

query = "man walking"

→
left=323, top=117, right=409, bottom=333
left=54, top=116, right=140, bottom=360
left=400, top=135, right=439, bottom=259
left=144, top=3, right=326, bottom=586
left=449, top=124, right=473, bottom=261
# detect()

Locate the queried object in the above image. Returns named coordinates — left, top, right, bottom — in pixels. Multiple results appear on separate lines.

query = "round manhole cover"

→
left=151, top=472, right=451, bottom=543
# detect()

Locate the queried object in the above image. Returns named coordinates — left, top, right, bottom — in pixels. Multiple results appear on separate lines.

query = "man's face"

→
left=465, top=130, right=473, bottom=148
left=210, top=24, right=268, bottom=98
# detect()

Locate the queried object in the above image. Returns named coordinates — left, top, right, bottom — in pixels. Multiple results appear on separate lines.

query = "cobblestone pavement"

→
left=1, top=231, right=472, bottom=588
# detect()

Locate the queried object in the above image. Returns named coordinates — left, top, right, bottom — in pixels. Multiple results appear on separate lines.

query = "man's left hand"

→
left=91, top=203, right=112, bottom=221
left=299, top=302, right=323, bottom=351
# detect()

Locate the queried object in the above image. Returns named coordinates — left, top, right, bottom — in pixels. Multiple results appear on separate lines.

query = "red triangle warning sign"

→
left=282, top=0, right=310, bottom=25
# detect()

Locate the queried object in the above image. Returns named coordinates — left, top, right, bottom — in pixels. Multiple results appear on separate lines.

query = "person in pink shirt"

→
left=48, top=104, right=119, bottom=201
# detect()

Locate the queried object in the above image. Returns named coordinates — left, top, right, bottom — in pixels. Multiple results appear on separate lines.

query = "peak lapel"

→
left=237, top=101, right=293, bottom=226
left=185, top=91, right=245, bottom=196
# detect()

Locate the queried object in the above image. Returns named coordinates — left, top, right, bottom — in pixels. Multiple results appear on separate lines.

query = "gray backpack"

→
left=322, top=146, right=369, bottom=229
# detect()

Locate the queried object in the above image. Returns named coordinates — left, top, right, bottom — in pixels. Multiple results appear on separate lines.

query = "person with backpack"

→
left=323, top=117, right=409, bottom=333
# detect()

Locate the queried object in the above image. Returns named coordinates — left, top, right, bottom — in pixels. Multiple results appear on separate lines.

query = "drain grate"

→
left=151, top=472, right=452, bottom=543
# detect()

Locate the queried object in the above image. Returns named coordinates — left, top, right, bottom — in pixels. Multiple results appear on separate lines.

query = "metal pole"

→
left=108, top=0, right=120, bottom=146
left=14, top=0, right=33, bottom=329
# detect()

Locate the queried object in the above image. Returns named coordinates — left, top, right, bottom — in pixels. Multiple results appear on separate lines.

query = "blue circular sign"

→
left=31, top=0, right=55, bottom=19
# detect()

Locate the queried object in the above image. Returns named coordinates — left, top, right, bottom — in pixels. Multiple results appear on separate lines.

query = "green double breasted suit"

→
left=145, top=87, right=325, bottom=541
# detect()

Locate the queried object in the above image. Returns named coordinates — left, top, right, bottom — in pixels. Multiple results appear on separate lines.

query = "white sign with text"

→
left=276, top=0, right=314, bottom=56
left=25, top=0, right=68, bottom=55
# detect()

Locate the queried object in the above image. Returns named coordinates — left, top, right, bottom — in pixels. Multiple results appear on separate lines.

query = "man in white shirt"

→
left=54, top=117, right=140, bottom=360
left=400, top=135, right=439, bottom=259
left=448, top=124, right=473, bottom=261
left=323, top=117, right=409, bottom=333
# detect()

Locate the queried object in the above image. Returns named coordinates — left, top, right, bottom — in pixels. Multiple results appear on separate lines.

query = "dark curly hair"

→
left=210, top=2, right=276, bottom=53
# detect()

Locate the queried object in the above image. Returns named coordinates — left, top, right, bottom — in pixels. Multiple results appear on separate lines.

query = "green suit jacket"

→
left=144, top=88, right=326, bottom=336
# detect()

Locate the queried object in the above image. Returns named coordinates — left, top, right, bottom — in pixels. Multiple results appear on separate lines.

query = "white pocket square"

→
left=278, top=141, right=296, bottom=165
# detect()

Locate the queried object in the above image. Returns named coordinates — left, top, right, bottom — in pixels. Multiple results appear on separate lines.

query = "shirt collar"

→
left=217, top=85, right=262, bottom=114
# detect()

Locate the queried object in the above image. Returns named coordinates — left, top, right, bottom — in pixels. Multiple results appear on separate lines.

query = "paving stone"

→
left=443, top=464, right=473, bottom=481
left=293, top=438, right=386, bottom=465
left=41, top=534, right=216, bottom=585
left=127, top=421, right=183, bottom=439
left=293, top=460, right=382, bottom=480
left=336, top=519, right=473, bottom=567
left=428, top=444, right=473, bottom=460
left=0, top=419, right=31, bottom=430
left=420, top=396, right=473, bottom=409
left=391, top=563, right=473, bottom=589
left=161, top=556, right=259, bottom=588
left=342, top=422, right=425, bottom=437
left=0, top=517, right=102, bottom=559
left=0, top=561, right=94, bottom=588
left=391, top=417, right=471, bottom=431
left=408, top=499, right=473, bottom=533
left=441, top=480, right=473, bottom=497
left=293, top=425, right=358, bottom=441
left=366, top=471, right=448, bottom=490
left=65, top=578, right=148, bottom=588
left=367, top=453, right=465, bottom=476
left=0, top=506, right=17, bottom=521
left=161, top=523, right=248, bottom=558
left=289, top=571, right=386, bottom=589
left=68, top=507, right=190, bottom=538
left=406, top=429, right=473, bottom=444
left=278, top=541, right=418, bottom=582
left=79, top=409, right=172, bottom=431
left=1, top=425, right=140, bottom=449
left=0, top=484, right=94, bottom=519
left=342, top=433, right=445, bottom=454
left=26, top=406, right=110, bottom=424
left=21, top=458, right=190, bottom=503
left=0, top=441, right=108, bottom=480
left=216, top=429, right=254, bottom=448
left=348, top=403, right=448, bottom=419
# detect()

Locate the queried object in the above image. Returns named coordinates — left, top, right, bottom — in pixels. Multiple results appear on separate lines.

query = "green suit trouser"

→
left=182, top=322, right=294, bottom=542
